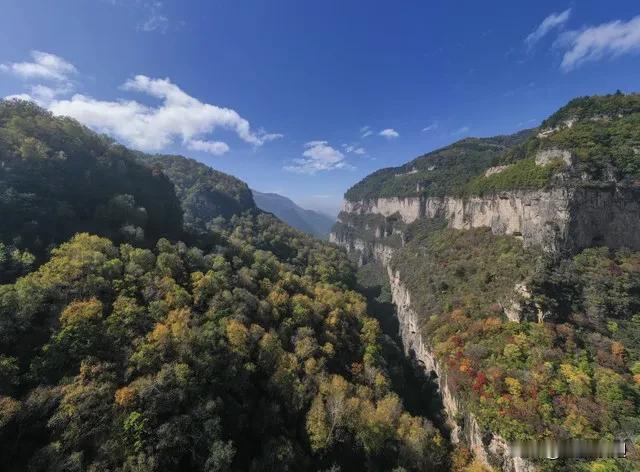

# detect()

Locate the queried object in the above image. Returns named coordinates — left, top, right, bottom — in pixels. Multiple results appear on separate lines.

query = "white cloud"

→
left=451, top=126, right=470, bottom=136
left=4, top=52, right=281, bottom=156
left=1, top=50, right=76, bottom=82
left=343, top=144, right=366, bottom=155
left=379, top=128, right=399, bottom=139
left=45, top=75, right=281, bottom=153
left=422, top=122, right=438, bottom=132
left=360, top=126, right=373, bottom=138
left=557, top=15, right=640, bottom=71
left=187, top=139, right=230, bottom=155
left=284, top=141, right=349, bottom=175
left=525, top=9, right=571, bottom=49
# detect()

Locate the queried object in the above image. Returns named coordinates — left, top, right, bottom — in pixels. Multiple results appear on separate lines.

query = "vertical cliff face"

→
left=333, top=94, right=640, bottom=471
left=388, top=267, right=535, bottom=472
left=331, top=226, right=535, bottom=471
left=337, top=185, right=640, bottom=254
left=331, top=184, right=640, bottom=472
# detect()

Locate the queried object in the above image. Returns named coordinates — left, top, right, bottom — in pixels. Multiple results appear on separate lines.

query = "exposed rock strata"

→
left=333, top=183, right=640, bottom=470
left=389, top=266, right=535, bottom=472
left=340, top=186, right=640, bottom=253
left=329, top=231, right=535, bottom=471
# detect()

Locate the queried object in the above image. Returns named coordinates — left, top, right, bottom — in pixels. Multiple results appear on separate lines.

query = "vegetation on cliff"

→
left=388, top=222, right=640, bottom=469
left=541, top=92, right=640, bottom=129
left=332, top=211, right=406, bottom=248
left=463, top=157, right=565, bottom=195
left=471, top=92, right=640, bottom=192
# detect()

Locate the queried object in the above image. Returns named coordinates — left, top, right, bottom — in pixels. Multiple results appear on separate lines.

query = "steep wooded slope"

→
left=0, top=100, right=449, bottom=472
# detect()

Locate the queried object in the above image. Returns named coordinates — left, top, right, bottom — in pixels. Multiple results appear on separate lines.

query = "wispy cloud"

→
left=284, top=141, right=350, bottom=175
left=360, top=126, right=373, bottom=138
left=422, top=122, right=438, bottom=132
left=379, top=128, right=399, bottom=139
left=4, top=52, right=280, bottom=156
left=525, top=9, right=571, bottom=50
left=451, top=126, right=470, bottom=136
left=556, top=15, right=640, bottom=71
left=138, top=1, right=169, bottom=33
left=104, top=0, right=173, bottom=33
left=343, top=144, right=366, bottom=155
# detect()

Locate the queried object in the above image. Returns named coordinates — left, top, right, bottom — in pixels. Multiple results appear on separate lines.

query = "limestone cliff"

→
left=332, top=93, right=640, bottom=471
left=388, top=266, right=535, bottom=472
left=329, top=230, right=535, bottom=472
left=337, top=184, right=640, bottom=254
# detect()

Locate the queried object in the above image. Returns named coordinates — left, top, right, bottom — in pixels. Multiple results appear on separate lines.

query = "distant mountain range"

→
left=252, top=190, right=334, bottom=239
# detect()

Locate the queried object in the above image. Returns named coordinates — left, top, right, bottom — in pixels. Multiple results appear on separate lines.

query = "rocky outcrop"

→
left=342, top=197, right=423, bottom=224
left=328, top=233, right=393, bottom=267
left=329, top=229, right=534, bottom=471
left=485, top=165, right=510, bottom=177
left=333, top=179, right=640, bottom=471
left=338, top=185, right=640, bottom=254
left=389, top=268, right=535, bottom=472
left=534, top=148, right=572, bottom=167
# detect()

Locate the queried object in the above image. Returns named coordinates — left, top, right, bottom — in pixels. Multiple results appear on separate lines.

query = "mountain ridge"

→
left=252, top=189, right=334, bottom=239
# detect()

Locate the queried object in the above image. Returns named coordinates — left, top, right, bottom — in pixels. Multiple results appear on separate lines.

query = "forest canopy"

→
left=0, top=100, right=448, bottom=471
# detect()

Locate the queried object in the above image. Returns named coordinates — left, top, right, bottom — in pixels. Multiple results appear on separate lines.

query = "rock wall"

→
left=332, top=183, right=640, bottom=471
left=330, top=231, right=535, bottom=471
left=388, top=267, right=535, bottom=472
left=328, top=233, right=393, bottom=266
left=339, top=185, right=640, bottom=253
left=342, top=197, right=423, bottom=223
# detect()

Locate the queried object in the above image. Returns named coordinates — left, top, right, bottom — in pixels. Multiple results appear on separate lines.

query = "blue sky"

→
left=2, top=1, right=640, bottom=215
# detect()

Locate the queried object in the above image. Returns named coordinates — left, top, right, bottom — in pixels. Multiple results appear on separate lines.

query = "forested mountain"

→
left=0, top=100, right=183, bottom=281
left=0, top=99, right=448, bottom=472
left=252, top=190, right=334, bottom=239
left=141, top=154, right=257, bottom=228
left=345, top=92, right=640, bottom=203
left=344, top=129, right=534, bottom=202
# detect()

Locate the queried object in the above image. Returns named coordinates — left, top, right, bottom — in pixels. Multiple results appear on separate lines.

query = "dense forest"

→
left=0, top=100, right=450, bottom=471
left=0, top=100, right=183, bottom=280
left=141, top=154, right=257, bottom=227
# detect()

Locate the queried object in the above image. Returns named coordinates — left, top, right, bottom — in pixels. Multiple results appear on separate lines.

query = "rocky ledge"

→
left=340, top=185, right=640, bottom=254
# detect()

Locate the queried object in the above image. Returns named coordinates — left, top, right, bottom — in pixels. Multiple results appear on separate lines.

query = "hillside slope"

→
left=0, top=100, right=183, bottom=268
left=252, top=190, right=334, bottom=238
left=0, top=100, right=449, bottom=471
left=142, top=154, right=257, bottom=228
left=345, top=129, right=533, bottom=202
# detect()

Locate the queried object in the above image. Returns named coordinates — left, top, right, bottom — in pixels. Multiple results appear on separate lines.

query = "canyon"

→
left=331, top=180, right=640, bottom=471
